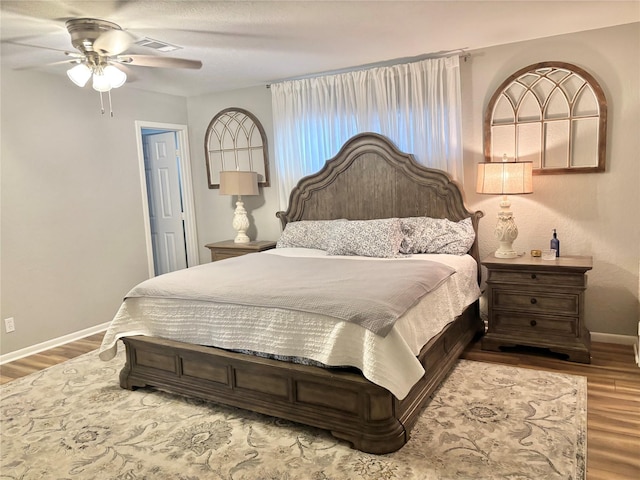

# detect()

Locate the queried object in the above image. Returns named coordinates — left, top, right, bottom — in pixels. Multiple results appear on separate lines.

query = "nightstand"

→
left=205, top=240, right=277, bottom=262
left=481, top=254, right=593, bottom=363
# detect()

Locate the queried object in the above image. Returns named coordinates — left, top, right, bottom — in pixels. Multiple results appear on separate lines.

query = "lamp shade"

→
left=219, top=171, right=259, bottom=196
left=104, top=65, right=127, bottom=88
left=476, top=161, right=533, bottom=195
left=67, top=63, right=92, bottom=87
left=92, top=70, right=112, bottom=92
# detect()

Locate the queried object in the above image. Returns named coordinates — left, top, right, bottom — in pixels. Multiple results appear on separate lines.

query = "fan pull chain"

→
left=97, top=91, right=115, bottom=117
left=108, top=90, right=114, bottom=117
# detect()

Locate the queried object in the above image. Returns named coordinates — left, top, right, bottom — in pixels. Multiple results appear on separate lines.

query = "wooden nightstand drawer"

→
left=492, top=312, right=578, bottom=337
left=481, top=254, right=592, bottom=363
left=493, top=289, right=580, bottom=316
left=488, top=270, right=585, bottom=287
left=212, top=251, right=243, bottom=262
left=205, top=240, right=277, bottom=262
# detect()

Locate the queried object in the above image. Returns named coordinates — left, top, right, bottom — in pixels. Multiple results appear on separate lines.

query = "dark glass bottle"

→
left=550, top=229, right=560, bottom=257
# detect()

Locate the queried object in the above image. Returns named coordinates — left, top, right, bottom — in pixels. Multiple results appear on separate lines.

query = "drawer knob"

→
left=530, top=298, right=537, bottom=304
left=531, top=273, right=537, bottom=279
left=530, top=320, right=537, bottom=327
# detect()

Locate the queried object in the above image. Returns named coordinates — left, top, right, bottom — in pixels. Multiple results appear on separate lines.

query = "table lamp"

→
left=477, top=157, right=533, bottom=258
left=219, top=170, right=259, bottom=243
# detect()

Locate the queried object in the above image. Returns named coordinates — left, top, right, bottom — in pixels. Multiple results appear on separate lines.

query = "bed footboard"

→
left=119, top=303, right=482, bottom=454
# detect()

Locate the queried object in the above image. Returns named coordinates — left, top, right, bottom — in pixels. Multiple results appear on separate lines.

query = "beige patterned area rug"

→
left=1, top=347, right=586, bottom=480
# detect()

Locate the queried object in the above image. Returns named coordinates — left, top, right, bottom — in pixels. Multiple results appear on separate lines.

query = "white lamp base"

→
left=493, top=196, right=519, bottom=259
left=231, top=198, right=251, bottom=244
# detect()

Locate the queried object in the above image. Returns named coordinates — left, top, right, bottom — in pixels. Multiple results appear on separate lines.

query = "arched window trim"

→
left=205, top=107, right=270, bottom=189
left=484, top=62, right=607, bottom=174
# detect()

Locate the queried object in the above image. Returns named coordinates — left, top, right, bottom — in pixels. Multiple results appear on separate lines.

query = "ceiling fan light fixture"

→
left=67, top=63, right=92, bottom=87
left=104, top=65, right=126, bottom=88
left=92, top=70, right=112, bottom=92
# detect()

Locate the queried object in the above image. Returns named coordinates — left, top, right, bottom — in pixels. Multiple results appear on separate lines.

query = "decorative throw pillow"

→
left=400, top=217, right=475, bottom=255
left=276, top=220, right=345, bottom=250
left=327, top=218, right=404, bottom=258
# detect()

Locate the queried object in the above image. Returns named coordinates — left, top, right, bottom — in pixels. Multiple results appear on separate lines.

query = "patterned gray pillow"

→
left=276, top=220, right=345, bottom=250
left=400, top=217, right=475, bottom=255
left=327, top=218, right=403, bottom=258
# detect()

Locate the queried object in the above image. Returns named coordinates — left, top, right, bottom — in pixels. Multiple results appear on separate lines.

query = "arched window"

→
left=205, top=108, right=270, bottom=188
left=484, top=62, right=607, bottom=174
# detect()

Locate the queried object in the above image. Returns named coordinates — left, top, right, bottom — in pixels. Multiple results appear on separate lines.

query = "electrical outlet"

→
left=4, top=317, right=15, bottom=333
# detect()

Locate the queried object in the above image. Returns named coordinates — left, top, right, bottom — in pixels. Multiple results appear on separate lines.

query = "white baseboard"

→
left=0, top=322, right=109, bottom=365
left=591, top=331, right=638, bottom=346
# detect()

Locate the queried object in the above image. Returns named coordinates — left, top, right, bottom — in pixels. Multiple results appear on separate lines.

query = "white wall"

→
left=186, top=87, right=282, bottom=263
left=461, top=23, right=640, bottom=336
left=186, top=24, right=639, bottom=338
left=1, top=68, right=189, bottom=355
left=2, top=23, right=637, bottom=357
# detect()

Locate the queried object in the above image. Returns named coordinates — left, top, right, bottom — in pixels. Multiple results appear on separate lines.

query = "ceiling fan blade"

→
left=93, top=29, right=135, bottom=55
left=116, top=55, right=202, bottom=69
left=1, top=39, right=77, bottom=55
left=14, top=58, right=79, bottom=71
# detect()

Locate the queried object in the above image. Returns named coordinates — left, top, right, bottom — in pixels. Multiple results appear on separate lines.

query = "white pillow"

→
left=277, top=220, right=345, bottom=250
left=327, top=218, right=403, bottom=258
left=400, top=217, right=475, bottom=255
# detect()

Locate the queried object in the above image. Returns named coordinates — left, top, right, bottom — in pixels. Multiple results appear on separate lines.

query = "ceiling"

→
left=1, top=1, right=638, bottom=97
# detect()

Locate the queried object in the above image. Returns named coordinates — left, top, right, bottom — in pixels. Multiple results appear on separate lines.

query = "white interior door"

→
left=144, top=132, right=187, bottom=275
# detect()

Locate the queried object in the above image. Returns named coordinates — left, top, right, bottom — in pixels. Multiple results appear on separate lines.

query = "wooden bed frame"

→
left=119, top=132, right=485, bottom=454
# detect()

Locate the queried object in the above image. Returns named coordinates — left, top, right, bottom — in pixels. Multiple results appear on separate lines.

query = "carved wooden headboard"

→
left=275, top=132, right=483, bottom=278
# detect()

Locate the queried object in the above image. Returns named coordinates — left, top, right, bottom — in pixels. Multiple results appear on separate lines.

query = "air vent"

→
left=134, top=37, right=182, bottom=52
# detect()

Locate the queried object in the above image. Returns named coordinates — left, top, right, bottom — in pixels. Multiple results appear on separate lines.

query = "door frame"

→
left=134, top=120, right=199, bottom=277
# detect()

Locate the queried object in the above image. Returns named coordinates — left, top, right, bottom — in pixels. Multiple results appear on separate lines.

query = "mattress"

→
left=99, top=248, right=480, bottom=399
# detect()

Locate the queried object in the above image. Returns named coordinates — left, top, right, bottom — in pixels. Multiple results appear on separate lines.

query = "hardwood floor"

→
left=1, top=334, right=638, bottom=479
left=0, top=333, right=104, bottom=384
left=462, top=340, right=640, bottom=480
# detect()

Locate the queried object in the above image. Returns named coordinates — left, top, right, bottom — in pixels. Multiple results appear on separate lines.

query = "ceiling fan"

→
left=57, top=18, right=203, bottom=115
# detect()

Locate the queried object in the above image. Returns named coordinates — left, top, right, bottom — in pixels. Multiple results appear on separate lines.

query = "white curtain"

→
left=271, top=55, right=463, bottom=210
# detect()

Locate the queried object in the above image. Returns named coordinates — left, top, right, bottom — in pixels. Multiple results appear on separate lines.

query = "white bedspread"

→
left=125, top=253, right=455, bottom=336
left=99, top=248, right=480, bottom=400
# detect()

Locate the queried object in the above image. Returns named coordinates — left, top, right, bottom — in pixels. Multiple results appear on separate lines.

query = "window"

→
left=205, top=108, right=270, bottom=188
left=271, top=55, right=463, bottom=209
left=485, top=62, right=606, bottom=174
